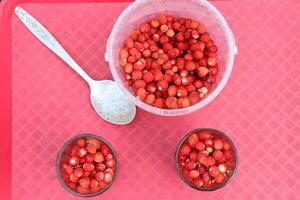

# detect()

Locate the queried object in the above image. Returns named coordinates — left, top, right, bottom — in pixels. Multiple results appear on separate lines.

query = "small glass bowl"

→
left=175, top=128, right=238, bottom=191
left=56, top=134, right=118, bottom=197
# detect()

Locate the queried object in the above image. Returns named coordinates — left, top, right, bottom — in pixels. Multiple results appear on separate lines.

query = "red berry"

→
left=90, top=179, right=100, bottom=189
left=77, top=186, right=90, bottom=194
left=197, top=67, right=209, bottom=77
left=186, top=84, right=196, bottom=93
left=177, top=87, right=188, bottom=97
left=191, top=30, right=200, bottom=39
left=189, top=170, right=200, bottom=179
left=209, top=166, right=220, bottom=178
left=157, top=80, right=168, bottom=92
left=85, top=154, right=95, bottom=163
left=153, top=70, right=164, bottom=81
left=185, top=61, right=196, bottom=71
left=167, top=49, right=178, bottom=59
left=79, top=177, right=90, bottom=188
left=189, top=92, right=200, bottom=105
left=189, top=151, right=198, bottom=161
left=153, top=98, right=164, bottom=108
left=146, top=83, right=157, bottom=93
left=195, top=141, right=205, bottom=151
left=78, top=148, right=87, bottom=157
left=197, top=24, right=206, bottom=34
left=204, top=156, right=216, bottom=167
left=179, top=144, right=191, bottom=156
left=224, top=150, right=233, bottom=160
left=223, top=141, right=231, bottom=151
left=95, top=172, right=105, bottom=181
left=86, top=143, right=97, bottom=154
left=168, top=85, right=177, bottom=97
left=71, top=146, right=80, bottom=156
left=175, top=32, right=185, bottom=42
left=69, top=173, right=79, bottom=183
left=137, top=88, right=147, bottom=100
left=173, top=76, right=182, bottom=86
left=205, top=139, right=213, bottom=147
left=200, top=33, right=210, bottom=43
left=166, top=29, right=175, bottom=37
left=151, top=19, right=160, bottom=28
left=160, top=35, right=169, bottom=44
left=198, top=131, right=213, bottom=140
left=160, top=24, right=168, bottom=33
left=193, top=178, right=204, bottom=188
left=207, top=57, right=217, bottom=66
left=125, top=38, right=134, bottom=48
left=134, top=80, right=146, bottom=89
left=166, top=97, right=178, bottom=109
left=143, top=71, right=154, bottom=83
left=83, top=163, right=95, bottom=172
left=68, top=156, right=79, bottom=166
left=184, top=53, right=193, bottom=61
left=105, top=159, right=116, bottom=169
left=193, top=50, right=203, bottom=59
left=68, top=182, right=77, bottom=190
left=202, top=172, right=211, bottom=183
left=198, top=154, right=207, bottom=165
left=213, top=139, right=223, bottom=150
left=215, top=173, right=225, bottom=184
left=218, top=164, right=227, bottom=173
left=185, top=160, right=196, bottom=170
left=63, top=164, right=73, bottom=175
left=140, top=22, right=151, bottom=33
left=95, top=163, right=106, bottom=172
left=104, top=171, right=113, bottom=183
left=74, top=168, right=84, bottom=178
left=94, top=152, right=104, bottom=163
left=212, top=150, right=223, bottom=161
left=77, top=139, right=86, bottom=147
left=163, top=73, right=173, bottom=83
left=144, top=94, right=155, bottom=105
left=187, top=134, right=199, bottom=147
left=172, top=21, right=181, bottom=30
left=194, top=80, right=203, bottom=89
left=180, top=69, right=189, bottom=77
left=142, top=49, right=151, bottom=58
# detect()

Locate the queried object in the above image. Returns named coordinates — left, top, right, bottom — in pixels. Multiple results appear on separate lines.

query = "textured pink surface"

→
left=11, top=1, right=300, bottom=200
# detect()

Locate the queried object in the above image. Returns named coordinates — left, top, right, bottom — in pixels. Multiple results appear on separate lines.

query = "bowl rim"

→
left=56, top=134, right=119, bottom=197
left=106, top=0, right=238, bottom=116
left=175, top=128, right=238, bottom=191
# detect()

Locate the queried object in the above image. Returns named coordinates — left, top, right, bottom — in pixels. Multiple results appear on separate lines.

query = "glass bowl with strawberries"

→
left=56, top=134, right=118, bottom=197
left=176, top=128, right=238, bottom=191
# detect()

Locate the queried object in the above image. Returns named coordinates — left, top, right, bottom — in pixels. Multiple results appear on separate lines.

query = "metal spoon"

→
left=15, top=7, right=136, bottom=125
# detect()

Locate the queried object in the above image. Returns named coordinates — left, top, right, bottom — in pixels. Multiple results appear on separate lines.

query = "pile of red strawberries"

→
left=60, top=137, right=116, bottom=194
left=178, top=131, right=235, bottom=189
left=119, top=15, right=219, bottom=109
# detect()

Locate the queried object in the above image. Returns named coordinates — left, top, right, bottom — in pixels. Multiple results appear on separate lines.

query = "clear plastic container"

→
left=106, top=0, right=238, bottom=116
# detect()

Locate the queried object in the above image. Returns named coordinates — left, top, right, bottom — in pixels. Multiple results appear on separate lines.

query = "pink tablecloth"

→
left=9, top=0, right=300, bottom=199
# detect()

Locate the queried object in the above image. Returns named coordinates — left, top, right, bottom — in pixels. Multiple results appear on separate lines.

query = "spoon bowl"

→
left=90, top=80, right=136, bottom=124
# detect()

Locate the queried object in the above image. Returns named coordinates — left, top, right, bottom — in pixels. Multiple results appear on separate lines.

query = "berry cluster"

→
left=59, top=137, right=116, bottom=194
left=120, top=15, right=219, bottom=109
left=178, top=130, right=235, bottom=189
